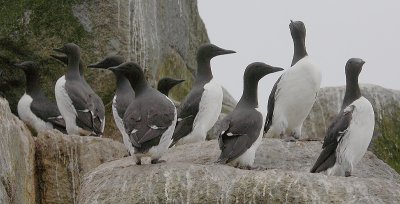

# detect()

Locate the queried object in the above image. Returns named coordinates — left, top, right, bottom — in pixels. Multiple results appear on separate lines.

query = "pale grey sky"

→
left=198, top=0, right=400, bottom=112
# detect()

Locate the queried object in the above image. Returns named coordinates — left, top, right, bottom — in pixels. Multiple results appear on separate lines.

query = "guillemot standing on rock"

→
left=15, top=61, right=66, bottom=133
left=218, top=62, right=283, bottom=169
left=264, top=20, right=321, bottom=141
left=170, top=44, right=235, bottom=147
left=88, top=55, right=135, bottom=154
left=157, top=77, right=185, bottom=96
left=54, top=43, right=105, bottom=136
left=310, top=58, right=374, bottom=177
left=50, top=54, right=106, bottom=134
left=109, top=62, right=177, bottom=164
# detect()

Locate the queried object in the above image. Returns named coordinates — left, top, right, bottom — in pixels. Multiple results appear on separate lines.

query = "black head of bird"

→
left=88, top=55, right=125, bottom=69
left=53, top=43, right=81, bottom=59
left=14, top=61, right=37, bottom=74
left=157, top=77, right=185, bottom=95
left=108, top=62, right=145, bottom=86
left=345, top=58, right=365, bottom=78
left=197, top=43, right=236, bottom=62
left=289, top=20, right=306, bottom=41
left=244, top=62, right=284, bottom=82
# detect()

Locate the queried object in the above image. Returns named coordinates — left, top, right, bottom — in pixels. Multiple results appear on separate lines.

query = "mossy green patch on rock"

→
left=374, top=101, right=400, bottom=173
left=156, top=48, right=194, bottom=102
left=0, top=0, right=92, bottom=114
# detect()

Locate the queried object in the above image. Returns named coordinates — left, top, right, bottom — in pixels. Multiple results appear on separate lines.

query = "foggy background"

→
left=198, top=0, right=400, bottom=112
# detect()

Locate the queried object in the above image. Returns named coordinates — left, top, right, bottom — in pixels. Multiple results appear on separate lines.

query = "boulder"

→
left=78, top=139, right=400, bottom=203
left=0, top=97, right=36, bottom=204
left=35, top=130, right=128, bottom=204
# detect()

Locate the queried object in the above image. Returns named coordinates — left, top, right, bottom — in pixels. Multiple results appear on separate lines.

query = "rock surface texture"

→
left=78, top=139, right=400, bottom=203
left=0, top=97, right=36, bottom=204
left=35, top=131, right=128, bottom=204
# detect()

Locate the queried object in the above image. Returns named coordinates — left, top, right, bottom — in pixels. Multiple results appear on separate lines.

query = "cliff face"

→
left=0, top=98, right=36, bottom=204
left=0, top=0, right=236, bottom=141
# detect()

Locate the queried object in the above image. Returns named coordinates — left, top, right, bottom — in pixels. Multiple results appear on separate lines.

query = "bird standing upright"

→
left=264, top=20, right=321, bottom=141
left=15, top=61, right=66, bottom=133
left=109, top=62, right=177, bottom=164
left=54, top=43, right=105, bottom=136
left=170, top=44, right=235, bottom=147
left=310, top=58, right=374, bottom=177
left=88, top=55, right=135, bottom=154
left=218, top=62, right=283, bottom=169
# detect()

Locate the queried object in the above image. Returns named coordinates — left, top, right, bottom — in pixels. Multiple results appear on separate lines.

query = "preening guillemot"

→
left=170, top=43, right=235, bottom=147
left=15, top=61, right=66, bottom=133
left=218, top=62, right=283, bottom=169
left=53, top=43, right=105, bottom=136
left=108, top=62, right=177, bottom=164
left=88, top=55, right=135, bottom=154
left=310, top=58, right=374, bottom=177
left=264, top=20, right=321, bottom=141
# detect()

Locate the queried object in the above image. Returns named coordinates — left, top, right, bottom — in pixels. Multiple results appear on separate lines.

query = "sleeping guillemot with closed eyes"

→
left=108, top=62, right=177, bottom=164
left=88, top=55, right=136, bottom=155
left=310, top=58, right=374, bottom=177
left=217, top=62, right=283, bottom=169
left=264, top=20, right=321, bottom=141
left=15, top=61, right=66, bottom=133
left=53, top=43, right=105, bottom=136
left=170, top=44, right=236, bottom=147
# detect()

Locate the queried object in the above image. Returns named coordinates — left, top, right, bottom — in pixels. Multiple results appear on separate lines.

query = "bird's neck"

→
left=66, top=55, right=81, bottom=80
left=157, top=85, right=169, bottom=96
left=25, top=71, right=43, bottom=96
left=116, top=74, right=133, bottom=96
left=292, top=37, right=308, bottom=66
left=129, top=78, right=149, bottom=96
left=78, top=59, right=85, bottom=78
left=195, top=59, right=213, bottom=85
left=342, top=76, right=361, bottom=109
left=237, top=79, right=259, bottom=109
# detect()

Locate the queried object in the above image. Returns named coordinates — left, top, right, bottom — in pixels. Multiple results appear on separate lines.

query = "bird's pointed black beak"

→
left=50, top=54, right=66, bottom=62
left=13, top=63, right=24, bottom=69
left=174, top=79, right=185, bottom=85
left=217, top=49, right=236, bottom=56
left=107, top=66, right=118, bottom=72
left=360, top=60, right=365, bottom=65
left=53, top=47, right=65, bottom=54
left=271, top=67, right=284, bottom=73
left=87, top=60, right=106, bottom=69
left=290, top=20, right=294, bottom=24
left=87, top=63, right=98, bottom=68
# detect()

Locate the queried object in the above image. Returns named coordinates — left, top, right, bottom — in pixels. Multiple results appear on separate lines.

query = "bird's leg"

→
left=345, top=171, right=352, bottom=177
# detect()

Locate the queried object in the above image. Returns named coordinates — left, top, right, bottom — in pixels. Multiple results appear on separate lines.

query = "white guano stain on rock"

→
left=72, top=2, right=93, bottom=32
left=78, top=139, right=400, bottom=203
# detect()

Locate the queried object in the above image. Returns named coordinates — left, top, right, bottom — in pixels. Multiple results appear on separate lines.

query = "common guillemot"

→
left=170, top=43, right=235, bottom=147
left=109, top=62, right=177, bottom=164
left=15, top=61, right=66, bottom=133
left=264, top=20, right=322, bottom=141
left=310, top=58, right=374, bottom=177
left=217, top=62, right=283, bottom=169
